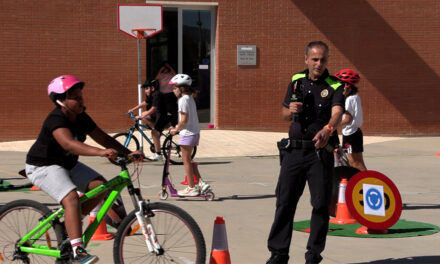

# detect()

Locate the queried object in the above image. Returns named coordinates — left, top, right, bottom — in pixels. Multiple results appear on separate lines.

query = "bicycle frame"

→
left=16, top=168, right=134, bottom=259
left=124, top=112, right=176, bottom=153
left=125, top=112, right=155, bottom=147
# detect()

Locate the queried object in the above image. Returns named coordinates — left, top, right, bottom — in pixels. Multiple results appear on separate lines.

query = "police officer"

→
left=266, top=41, right=345, bottom=264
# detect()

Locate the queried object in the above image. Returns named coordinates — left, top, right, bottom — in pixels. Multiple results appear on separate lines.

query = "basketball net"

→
left=131, top=28, right=156, bottom=39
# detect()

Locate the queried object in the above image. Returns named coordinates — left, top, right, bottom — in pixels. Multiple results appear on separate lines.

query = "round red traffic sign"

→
left=345, top=170, right=402, bottom=230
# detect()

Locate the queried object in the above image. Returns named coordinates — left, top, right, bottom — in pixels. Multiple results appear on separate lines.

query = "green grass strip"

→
left=293, top=219, right=440, bottom=238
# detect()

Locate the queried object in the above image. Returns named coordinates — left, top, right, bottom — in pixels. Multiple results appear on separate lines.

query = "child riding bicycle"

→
left=25, top=75, right=139, bottom=264
left=127, top=79, right=166, bottom=161
left=168, top=74, right=211, bottom=196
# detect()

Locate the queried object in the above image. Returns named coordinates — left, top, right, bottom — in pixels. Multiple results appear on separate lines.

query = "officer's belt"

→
left=289, top=139, right=315, bottom=150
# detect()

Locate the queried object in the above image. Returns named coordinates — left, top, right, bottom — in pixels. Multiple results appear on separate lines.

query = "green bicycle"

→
left=0, top=155, right=206, bottom=263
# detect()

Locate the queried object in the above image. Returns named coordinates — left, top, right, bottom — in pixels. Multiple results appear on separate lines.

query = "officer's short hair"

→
left=306, top=41, right=329, bottom=56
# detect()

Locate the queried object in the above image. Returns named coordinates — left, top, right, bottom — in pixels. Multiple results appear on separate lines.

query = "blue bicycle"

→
left=112, top=112, right=196, bottom=165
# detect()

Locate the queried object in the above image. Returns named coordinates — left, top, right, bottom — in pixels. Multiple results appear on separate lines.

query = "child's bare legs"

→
left=181, top=145, right=195, bottom=187
left=142, top=117, right=161, bottom=153
left=152, top=129, right=161, bottom=153
left=192, top=162, right=201, bottom=182
left=347, top=152, right=367, bottom=171
left=62, top=176, right=108, bottom=240
left=61, top=191, right=83, bottom=239
left=191, top=161, right=211, bottom=192
left=81, top=176, right=108, bottom=214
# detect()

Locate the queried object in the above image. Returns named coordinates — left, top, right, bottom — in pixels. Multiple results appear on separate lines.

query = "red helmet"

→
left=334, top=69, right=360, bottom=87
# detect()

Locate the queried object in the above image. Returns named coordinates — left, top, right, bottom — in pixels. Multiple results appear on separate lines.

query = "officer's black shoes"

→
left=305, top=251, right=323, bottom=264
left=266, top=253, right=289, bottom=264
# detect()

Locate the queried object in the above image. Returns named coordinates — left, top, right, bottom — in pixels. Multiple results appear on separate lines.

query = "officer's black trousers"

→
left=268, top=148, right=333, bottom=262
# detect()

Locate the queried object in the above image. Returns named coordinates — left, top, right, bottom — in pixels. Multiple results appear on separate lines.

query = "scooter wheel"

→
left=205, top=191, right=215, bottom=201
left=159, top=191, right=169, bottom=200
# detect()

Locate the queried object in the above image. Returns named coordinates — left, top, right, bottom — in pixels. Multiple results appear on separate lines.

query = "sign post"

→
left=118, top=4, right=163, bottom=151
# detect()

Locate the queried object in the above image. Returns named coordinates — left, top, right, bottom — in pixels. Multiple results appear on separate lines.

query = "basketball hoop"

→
left=119, top=4, right=163, bottom=151
left=131, top=28, right=156, bottom=39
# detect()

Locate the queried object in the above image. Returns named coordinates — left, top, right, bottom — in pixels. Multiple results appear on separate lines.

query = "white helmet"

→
left=169, top=74, right=192, bottom=86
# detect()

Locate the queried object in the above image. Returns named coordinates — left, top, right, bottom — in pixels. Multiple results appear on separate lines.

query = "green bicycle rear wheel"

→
left=0, top=199, right=66, bottom=263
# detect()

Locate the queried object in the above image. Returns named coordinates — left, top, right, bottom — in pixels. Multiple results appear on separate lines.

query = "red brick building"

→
left=1, top=0, right=439, bottom=141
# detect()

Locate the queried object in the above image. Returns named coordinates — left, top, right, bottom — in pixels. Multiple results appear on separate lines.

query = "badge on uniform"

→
left=320, top=89, right=329, bottom=98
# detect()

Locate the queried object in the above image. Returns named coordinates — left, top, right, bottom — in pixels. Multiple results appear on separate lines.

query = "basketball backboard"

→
left=118, top=4, right=163, bottom=39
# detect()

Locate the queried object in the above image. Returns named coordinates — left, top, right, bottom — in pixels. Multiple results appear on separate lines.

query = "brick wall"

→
left=0, top=0, right=145, bottom=142
left=215, top=0, right=440, bottom=136
left=1, top=0, right=439, bottom=141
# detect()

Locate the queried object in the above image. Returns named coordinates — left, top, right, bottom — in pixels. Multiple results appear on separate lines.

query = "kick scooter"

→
left=159, top=134, right=215, bottom=201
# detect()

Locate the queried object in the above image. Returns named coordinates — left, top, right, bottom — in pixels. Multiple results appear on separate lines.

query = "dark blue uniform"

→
left=267, top=69, right=344, bottom=263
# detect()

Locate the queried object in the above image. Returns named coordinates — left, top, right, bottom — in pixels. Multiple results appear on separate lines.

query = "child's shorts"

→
left=179, top=133, right=200, bottom=146
left=25, top=162, right=102, bottom=203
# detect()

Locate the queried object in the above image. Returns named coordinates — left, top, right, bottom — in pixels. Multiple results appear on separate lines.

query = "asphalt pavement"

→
left=0, top=130, right=439, bottom=263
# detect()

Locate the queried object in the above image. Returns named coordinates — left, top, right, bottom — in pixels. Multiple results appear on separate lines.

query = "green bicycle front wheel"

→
left=0, top=199, right=66, bottom=263
left=113, top=202, right=206, bottom=264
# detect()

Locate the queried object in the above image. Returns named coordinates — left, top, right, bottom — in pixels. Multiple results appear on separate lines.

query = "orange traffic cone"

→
left=330, top=178, right=357, bottom=224
left=209, top=216, right=231, bottom=264
left=89, top=216, right=115, bottom=241
left=355, top=225, right=388, bottom=235
left=30, top=185, right=40, bottom=191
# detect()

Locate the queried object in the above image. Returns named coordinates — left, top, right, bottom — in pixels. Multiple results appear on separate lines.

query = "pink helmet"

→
left=48, top=75, right=84, bottom=101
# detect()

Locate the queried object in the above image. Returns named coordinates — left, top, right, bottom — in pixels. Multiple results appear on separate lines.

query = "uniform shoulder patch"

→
left=291, top=72, right=307, bottom=82
left=325, top=76, right=342, bottom=90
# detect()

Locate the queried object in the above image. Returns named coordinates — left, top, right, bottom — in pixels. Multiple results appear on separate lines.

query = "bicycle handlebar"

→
left=113, top=153, right=144, bottom=168
left=128, top=111, right=137, bottom=121
left=127, top=112, right=154, bottom=130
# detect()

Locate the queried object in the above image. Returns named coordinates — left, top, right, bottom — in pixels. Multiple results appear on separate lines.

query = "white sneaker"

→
left=178, top=186, right=200, bottom=197
left=198, top=181, right=211, bottom=193
left=149, top=153, right=163, bottom=161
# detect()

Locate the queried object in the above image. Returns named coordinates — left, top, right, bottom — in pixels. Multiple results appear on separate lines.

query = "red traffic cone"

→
left=30, top=185, right=40, bottom=191
left=330, top=178, right=357, bottom=224
left=89, top=216, right=115, bottom=241
left=180, top=175, right=199, bottom=185
left=181, top=162, right=199, bottom=185
left=209, top=216, right=231, bottom=264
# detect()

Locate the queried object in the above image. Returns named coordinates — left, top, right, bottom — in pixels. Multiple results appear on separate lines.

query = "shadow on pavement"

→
left=350, top=255, right=440, bottom=264
left=217, top=194, right=275, bottom=201
left=196, top=161, right=232, bottom=165
left=0, top=202, right=60, bottom=208
left=0, top=177, right=27, bottom=181
left=171, top=194, right=275, bottom=202
left=403, top=203, right=440, bottom=210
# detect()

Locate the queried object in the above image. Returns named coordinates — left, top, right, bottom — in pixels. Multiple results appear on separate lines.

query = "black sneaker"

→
left=72, top=247, right=99, bottom=264
left=266, top=253, right=289, bottom=264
